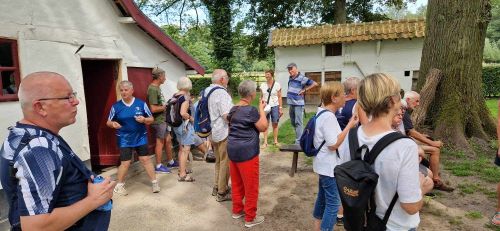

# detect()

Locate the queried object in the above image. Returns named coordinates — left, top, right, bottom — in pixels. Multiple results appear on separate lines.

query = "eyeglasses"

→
left=38, top=92, right=78, bottom=103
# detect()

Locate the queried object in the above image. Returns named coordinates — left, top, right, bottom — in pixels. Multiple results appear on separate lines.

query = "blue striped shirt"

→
left=0, top=123, right=92, bottom=226
left=287, top=73, right=313, bottom=106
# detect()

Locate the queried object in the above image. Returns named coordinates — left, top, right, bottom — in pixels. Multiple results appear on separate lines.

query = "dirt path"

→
left=108, top=147, right=483, bottom=231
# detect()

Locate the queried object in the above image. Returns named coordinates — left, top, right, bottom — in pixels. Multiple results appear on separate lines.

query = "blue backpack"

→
left=194, top=86, right=223, bottom=138
left=300, top=110, right=331, bottom=157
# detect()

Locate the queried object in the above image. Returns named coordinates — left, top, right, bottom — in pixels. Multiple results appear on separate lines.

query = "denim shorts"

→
left=151, top=122, right=171, bottom=139
left=173, top=122, right=195, bottom=146
left=266, top=106, right=280, bottom=123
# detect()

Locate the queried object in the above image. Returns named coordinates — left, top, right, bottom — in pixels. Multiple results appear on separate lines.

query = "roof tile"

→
left=269, top=18, right=425, bottom=47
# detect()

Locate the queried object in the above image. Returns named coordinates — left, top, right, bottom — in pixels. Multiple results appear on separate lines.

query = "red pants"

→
left=230, top=155, right=260, bottom=222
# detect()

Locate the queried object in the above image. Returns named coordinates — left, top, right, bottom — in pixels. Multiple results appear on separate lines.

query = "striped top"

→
left=287, top=73, right=313, bottom=106
left=0, top=123, right=92, bottom=227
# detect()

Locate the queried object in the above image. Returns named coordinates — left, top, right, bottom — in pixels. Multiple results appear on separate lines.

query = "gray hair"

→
left=238, top=80, right=257, bottom=98
left=212, top=69, right=228, bottom=83
left=404, top=91, right=420, bottom=100
left=177, top=77, right=192, bottom=91
left=152, top=67, right=165, bottom=79
left=119, top=80, right=133, bottom=89
left=343, top=77, right=360, bottom=95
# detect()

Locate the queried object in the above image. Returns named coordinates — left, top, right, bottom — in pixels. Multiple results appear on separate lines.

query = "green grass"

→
left=486, top=98, right=498, bottom=119
left=465, top=211, right=483, bottom=219
left=264, top=112, right=315, bottom=154
left=443, top=135, right=500, bottom=183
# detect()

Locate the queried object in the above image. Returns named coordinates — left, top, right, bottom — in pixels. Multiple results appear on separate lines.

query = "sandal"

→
left=185, top=169, right=193, bottom=174
left=491, top=212, right=500, bottom=226
left=178, top=175, right=195, bottom=182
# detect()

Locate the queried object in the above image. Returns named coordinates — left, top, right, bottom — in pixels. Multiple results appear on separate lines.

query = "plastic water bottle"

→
left=93, top=175, right=113, bottom=211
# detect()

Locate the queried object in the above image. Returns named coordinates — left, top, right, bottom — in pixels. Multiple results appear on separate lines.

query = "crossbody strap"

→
left=266, top=81, right=275, bottom=104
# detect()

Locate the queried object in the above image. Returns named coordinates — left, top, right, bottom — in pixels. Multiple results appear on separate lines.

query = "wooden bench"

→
left=279, top=144, right=302, bottom=177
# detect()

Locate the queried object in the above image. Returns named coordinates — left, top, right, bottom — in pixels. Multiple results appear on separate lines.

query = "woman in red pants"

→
left=227, top=80, right=268, bottom=228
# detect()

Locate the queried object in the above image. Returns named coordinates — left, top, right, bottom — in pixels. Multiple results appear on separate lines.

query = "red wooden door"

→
left=127, top=67, right=155, bottom=153
left=82, top=60, right=120, bottom=168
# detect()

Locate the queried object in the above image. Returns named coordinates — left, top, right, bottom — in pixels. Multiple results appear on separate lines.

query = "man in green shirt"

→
left=147, top=67, right=178, bottom=173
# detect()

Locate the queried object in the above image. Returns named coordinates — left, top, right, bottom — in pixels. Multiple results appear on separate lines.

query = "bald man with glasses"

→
left=0, top=72, right=115, bottom=231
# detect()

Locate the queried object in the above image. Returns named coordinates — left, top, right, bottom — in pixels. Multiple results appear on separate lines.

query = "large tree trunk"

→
left=334, top=0, right=347, bottom=24
left=203, top=0, right=233, bottom=74
left=418, top=0, right=496, bottom=149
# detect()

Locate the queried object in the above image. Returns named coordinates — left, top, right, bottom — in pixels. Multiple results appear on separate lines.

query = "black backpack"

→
left=334, top=127, right=408, bottom=231
left=165, top=94, right=184, bottom=127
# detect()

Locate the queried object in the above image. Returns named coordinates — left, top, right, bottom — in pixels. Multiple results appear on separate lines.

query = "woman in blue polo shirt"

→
left=107, top=80, right=159, bottom=196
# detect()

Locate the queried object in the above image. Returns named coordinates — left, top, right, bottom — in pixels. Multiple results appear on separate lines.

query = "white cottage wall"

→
left=274, top=38, right=424, bottom=100
left=0, top=0, right=193, bottom=168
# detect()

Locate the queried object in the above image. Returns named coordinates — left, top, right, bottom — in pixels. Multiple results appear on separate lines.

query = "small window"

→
left=0, top=38, right=20, bottom=101
left=325, top=43, right=342, bottom=56
left=404, top=71, right=411, bottom=77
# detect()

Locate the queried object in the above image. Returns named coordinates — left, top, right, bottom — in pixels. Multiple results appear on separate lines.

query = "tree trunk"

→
left=418, top=0, right=495, bottom=149
left=334, top=0, right=347, bottom=24
left=412, top=68, right=442, bottom=129
left=203, top=0, right=233, bottom=74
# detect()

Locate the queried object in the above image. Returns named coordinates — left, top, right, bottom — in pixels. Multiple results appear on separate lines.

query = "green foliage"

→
left=484, top=39, right=500, bottom=63
left=162, top=24, right=215, bottom=72
left=487, top=0, right=500, bottom=42
left=483, top=64, right=500, bottom=97
left=189, top=75, right=244, bottom=97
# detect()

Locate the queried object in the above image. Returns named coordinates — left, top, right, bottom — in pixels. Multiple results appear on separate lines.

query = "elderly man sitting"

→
left=403, top=91, right=454, bottom=192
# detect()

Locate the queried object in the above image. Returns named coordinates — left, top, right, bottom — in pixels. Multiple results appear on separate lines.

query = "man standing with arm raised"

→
left=286, top=63, right=319, bottom=144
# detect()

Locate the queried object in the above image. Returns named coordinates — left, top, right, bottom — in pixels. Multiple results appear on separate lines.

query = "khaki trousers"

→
left=212, top=138, right=230, bottom=194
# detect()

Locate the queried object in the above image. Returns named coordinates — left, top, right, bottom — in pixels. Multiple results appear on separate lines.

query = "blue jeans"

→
left=313, top=175, right=341, bottom=231
left=289, top=105, right=304, bottom=144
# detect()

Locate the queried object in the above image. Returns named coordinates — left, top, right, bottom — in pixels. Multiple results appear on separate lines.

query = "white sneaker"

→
left=152, top=181, right=161, bottom=193
left=114, top=184, right=128, bottom=196
left=244, top=215, right=264, bottom=228
left=232, top=211, right=245, bottom=219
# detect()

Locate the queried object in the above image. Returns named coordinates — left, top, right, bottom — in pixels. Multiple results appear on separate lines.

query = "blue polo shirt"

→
left=108, top=97, right=152, bottom=148
left=287, top=73, right=313, bottom=106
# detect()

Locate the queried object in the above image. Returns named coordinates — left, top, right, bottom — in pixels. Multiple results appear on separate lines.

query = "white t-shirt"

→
left=260, top=81, right=281, bottom=107
left=338, top=127, right=422, bottom=230
left=312, top=107, right=346, bottom=177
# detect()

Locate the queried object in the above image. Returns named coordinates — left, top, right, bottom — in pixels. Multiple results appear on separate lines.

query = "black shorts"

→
left=119, top=144, right=149, bottom=161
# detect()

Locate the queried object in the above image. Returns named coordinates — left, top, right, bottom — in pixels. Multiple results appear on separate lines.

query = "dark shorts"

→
left=266, top=106, right=280, bottom=123
left=151, top=122, right=171, bottom=139
left=119, top=144, right=149, bottom=161
left=419, top=164, right=429, bottom=177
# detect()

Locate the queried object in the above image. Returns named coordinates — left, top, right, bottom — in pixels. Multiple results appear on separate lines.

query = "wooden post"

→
left=290, top=151, right=299, bottom=177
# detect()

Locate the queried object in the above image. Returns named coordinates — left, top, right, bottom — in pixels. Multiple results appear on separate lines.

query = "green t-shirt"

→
left=147, top=84, right=165, bottom=124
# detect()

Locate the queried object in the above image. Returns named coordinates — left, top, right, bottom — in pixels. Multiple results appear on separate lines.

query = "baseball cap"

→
left=286, top=63, right=297, bottom=69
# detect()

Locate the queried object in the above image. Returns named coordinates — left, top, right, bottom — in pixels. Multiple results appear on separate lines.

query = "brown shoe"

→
left=433, top=180, right=454, bottom=192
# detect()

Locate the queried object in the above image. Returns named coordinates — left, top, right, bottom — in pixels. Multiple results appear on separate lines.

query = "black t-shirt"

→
left=227, top=105, right=260, bottom=162
left=402, top=110, right=414, bottom=134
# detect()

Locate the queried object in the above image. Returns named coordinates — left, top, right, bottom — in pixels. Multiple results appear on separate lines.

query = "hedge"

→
left=189, top=75, right=263, bottom=97
left=483, top=65, right=500, bottom=97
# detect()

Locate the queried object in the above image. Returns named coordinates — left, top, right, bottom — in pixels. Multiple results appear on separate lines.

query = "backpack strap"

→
left=364, top=132, right=407, bottom=226
left=314, top=110, right=337, bottom=157
left=382, top=193, right=399, bottom=225
left=206, top=86, right=223, bottom=99
left=364, top=132, right=408, bottom=165
left=348, top=126, right=360, bottom=160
